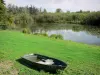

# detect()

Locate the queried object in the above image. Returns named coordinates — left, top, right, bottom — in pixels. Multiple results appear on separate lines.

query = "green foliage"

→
left=18, top=13, right=33, bottom=28
left=0, top=0, right=6, bottom=23
left=82, top=12, right=100, bottom=26
left=50, top=34, right=57, bottom=39
left=28, top=5, right=39, bottom=15
left=22, top=28, right=31, bottom=34
left=34, top=13, right=89, bottom=24
left=34, top=33, right=48, bottom=37
left=56, top=34, right=63, bottom=40
left=6, top=14, right=16, bottom=29
left=0, top=22, right=7, bottom=30
left=56, top=8, right=63, bottom=13
left=42, top=33, right=48, bottom=37
left=43, top=9, right=47, bottom=13
left=1, top=3, right=100, bottom=31
left=35, top=13, right=58, bottom=23
left=50, top=34, right=63, bottom=40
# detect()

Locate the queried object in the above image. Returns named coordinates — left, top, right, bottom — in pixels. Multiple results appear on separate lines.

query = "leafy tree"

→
left=82, top=12, right=100, bottom=26
left=5, top=3, right=100, bottom=30
left=6, top=14, right=15, bottom=28
left=56, top=8, right=62, bottom=13
left=76, top=10, right=83, bottom=13
left=43, top=9, right=47, bottom=13
left=1, top=0, right=5, bottom=4
left=0, top=0, right=6, bottom=23
left=18, top=13, right=33, bottom=28
left=29, top=5, right=39, bottom=15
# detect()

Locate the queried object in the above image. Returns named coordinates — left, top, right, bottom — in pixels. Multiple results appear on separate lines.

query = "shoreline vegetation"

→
left=0, top=3, right=100, bottom=31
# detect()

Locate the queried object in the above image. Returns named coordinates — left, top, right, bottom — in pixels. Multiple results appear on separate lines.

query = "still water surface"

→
left=31, top=24, right=100, bottom=45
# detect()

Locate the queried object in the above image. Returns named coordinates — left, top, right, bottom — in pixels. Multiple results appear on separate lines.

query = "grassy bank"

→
left=0, top=30, right=100, bottom=75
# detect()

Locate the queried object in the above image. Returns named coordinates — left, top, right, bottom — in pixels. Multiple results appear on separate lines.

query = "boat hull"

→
left=21, top=54, right=67, bottom=72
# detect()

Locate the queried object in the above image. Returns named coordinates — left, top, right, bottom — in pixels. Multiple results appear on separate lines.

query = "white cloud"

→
left=5, top=0, right=15, bottom=4
left=4, top=0, right=100, bottom=12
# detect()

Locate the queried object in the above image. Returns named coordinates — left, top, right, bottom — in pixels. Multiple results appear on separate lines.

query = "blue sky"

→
left=5, top=0, right=100, bottom=12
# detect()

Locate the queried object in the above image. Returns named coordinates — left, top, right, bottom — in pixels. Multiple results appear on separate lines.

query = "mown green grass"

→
left=0, top=30, right=100, bottom=75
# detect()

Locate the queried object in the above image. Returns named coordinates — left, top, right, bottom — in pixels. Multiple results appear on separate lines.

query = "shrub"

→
left=56, top=34, right=63, bottom=40
left=42, top=33, right=48, bottom=37
left=34, top=33, right=48, bottom=37
left=22, top=28, right=31, bottom=34
left=49, top=34, right=57, bottom=39
left=0, top=22, right=8, bottom=30
left=50, top=34, right=63, bottom=40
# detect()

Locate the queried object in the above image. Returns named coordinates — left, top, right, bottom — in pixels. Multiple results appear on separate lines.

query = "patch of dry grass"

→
left=0, top=60, right=18, bottom=75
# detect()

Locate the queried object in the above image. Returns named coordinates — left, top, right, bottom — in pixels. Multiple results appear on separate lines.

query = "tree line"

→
left=0, top=0, right=100, bottom=30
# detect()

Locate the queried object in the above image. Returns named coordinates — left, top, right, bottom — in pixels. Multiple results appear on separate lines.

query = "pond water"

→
left=31, top=23, right=100, bottom=45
